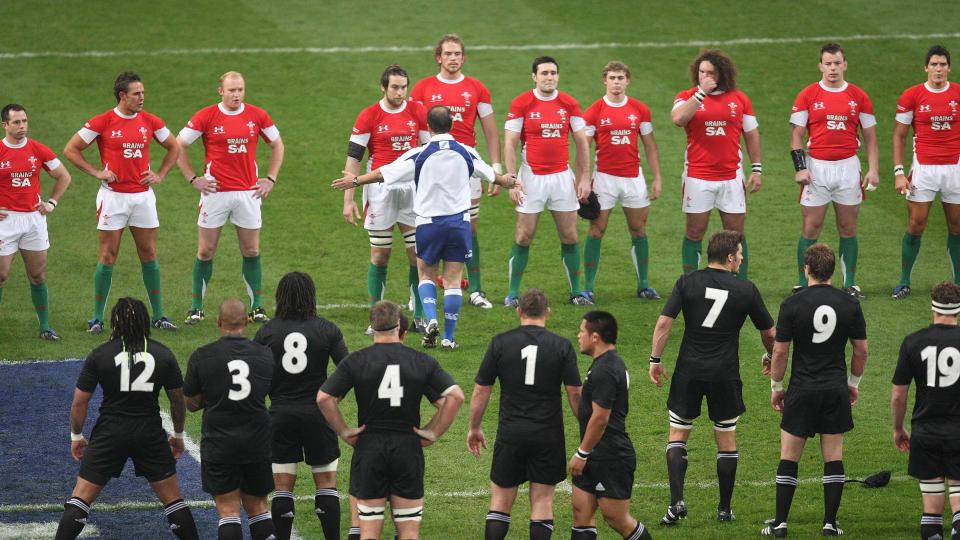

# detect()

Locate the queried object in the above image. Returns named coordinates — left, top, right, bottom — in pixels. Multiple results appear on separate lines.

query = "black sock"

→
left=315, top=488, right=340, bottom=539
left=774, top=459, right=799, bottom=525
left=347, top=526, right=361, bottom=540
left=163, top=499, right=199, bottom=540
left=571, top=525, right=598, bottom=539
left=54, top=497, right=90, bottom=540
left=666, top=440, right=688, bottom=505
left=249, top=511, right=275, bottom=540
left=822, top=460, right=845, bottom=525
left=624, top=521, right=650, bottom=540
left=952, top=510, right=959, bottom=540
left=530, top=518, right=554, bottom=540
left=716, top=451, right=739, bottom=511
left=484, top=510, right=510, bottom=540
left=272, top=491, right=295, bottom=540
left=921, top=512, right=943, bottom=540
left=218, top=517, right=243, bottom=540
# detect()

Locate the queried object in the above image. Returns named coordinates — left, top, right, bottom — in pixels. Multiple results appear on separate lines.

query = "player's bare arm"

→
left=892, top=122, right=911, bottom=194
left=254, top=135, right=284, bottom=199
left=341, top=151, right=363, bottom=225
left=69, top=388, right=93, bottom=461
left=331, top=167, right=384, bottom=190
left=316, top=390, right=365, bottom=447
left=572, top=128, right=592, bottom=200
left=744, top=128, right=763, bottom=193
left=640, top=131, right=663, bottom=200
left=63, top=134, right=117, bottom=183
left=165, top=387, right=187, bottom=459
left=467, top=383, right=493, bottom=457
left=568, top=402, right=611, bottom=477
left=479, top=113, right=502, bottom=196
left=565, top=384, right=582, bottom=419
left=175, top=135, right=217, bottom=194
left=35, top=165, right=72, bottom=215
left=414, top=385, right=465, bottom=447
left=769, top=340, right=790, bottom=412
left=861, top=125, right=880, bottom=190
left=503, top=130, right=525, bottom=205
left=184, top=393, right=204, bottom=412
left=848, top=338, right=868, bottom=405
left=791, top=124, right=812, bottom=185
left=890, top=384, right=911, bottom=452
left=649, top=315, right=675, bottom=386
left=672, top=77, right=716, bottom=127
left=138, top=133, right=180, bottom=186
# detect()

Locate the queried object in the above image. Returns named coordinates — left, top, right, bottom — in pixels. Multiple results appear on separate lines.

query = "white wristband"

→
left=848, top=374, right=862, bottom=389
left=492, top=163, right=505, bottom=175
left=70, top=432, right=84, bottom=442
left=770, top=379, right=784, bottom=392
left=172, top=432, right=184, bottom=440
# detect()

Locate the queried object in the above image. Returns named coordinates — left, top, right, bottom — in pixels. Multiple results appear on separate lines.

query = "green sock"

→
left=367, top=263, right=388, bottom=307
left=900, top=233, right=922, bottom=286
left=949, top=234, right=960, bottom=284
left=92, top=263, right=114, bottom=321
left=507, top=243, right=529, bottom=298
left=408, top=265, right=423, bottom=319
left=141, top=260, right=165, bottom=320
left=0, top=286, right=3, bottom=305
left=797, top=236, right=818, bottom=287
left=191, top=258, right=213, bottom=310
left=583, top=235, right=602, bottom=292
left=681, top=236, right=702, bottom=274
left=738, top=235, right=749, bottom=280
left=30, top=282, right=50, bottom=331
left=242, top=255, right=262, bottom=309
left=632, top=236, right=650, bottom=290
left=838, top=236, right=858, bottom=288
left=467, top=232, right=482, bottom=293
left=561, top=242, right=583, bottom=296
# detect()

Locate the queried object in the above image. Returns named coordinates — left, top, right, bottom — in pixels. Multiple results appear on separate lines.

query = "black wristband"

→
left=649, top=355, right=661, bottom=364
left=751, top=162, right=763, bottom=174
left=575, top=448, right=590, bottom=459
left=266, top=175, right=276, bottom=184
left=47, top=199, right=58, bottom=208
left=790, top=149, right=807, bottom=172
left=190, top=175, right=199, bottom=184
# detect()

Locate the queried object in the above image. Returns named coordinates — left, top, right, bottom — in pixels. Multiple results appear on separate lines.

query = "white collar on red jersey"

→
left=435, top=73, right=465, bottom=85
left=112, top=107, right=138, bottom=120
left=603, top=95, right=628, bottom=108
left=379, top=99, right=408, bottom=114
left=2, top=137, right=28, bottom=149
left=218, top=102, right=246, bottom=115
left=924, top=81, right=952, bottom=93
left=818, top=80, right=849, bottom=93
left=533, top=89, right=558, bottom=102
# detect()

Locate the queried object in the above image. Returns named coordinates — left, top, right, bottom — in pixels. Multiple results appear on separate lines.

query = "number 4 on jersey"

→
left=378, top=364, right=404, bottom=407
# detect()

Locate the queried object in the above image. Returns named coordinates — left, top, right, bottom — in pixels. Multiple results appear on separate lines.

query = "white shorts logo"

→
left=595, top=482, right=606, bottom=491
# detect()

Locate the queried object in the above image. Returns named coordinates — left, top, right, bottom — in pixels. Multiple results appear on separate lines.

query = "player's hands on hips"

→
left=650, top=177, right=662, bottom=201
left=862, top=169, right=879, bottom=192
left=168, top=435, right=184, bottom=459
left=34, top=200, right=55, bottom=215
left=254, top=177, right=274, bottom=199
left=895, top=173, right=911, bottom=196
left=95, top=169, right=118, bottom=184
left=413, top=426, right=438, bottom=447
left=794, top=169, right=812, bottom=186
left=71, top=437, right=88, bottom=461
left=467, top=428, right=487, bottom=457
left=892, top=428, right=911, bottom=452
left=568, top=454, right=586, bottom=477
left=770, top=390, right=785, bottom=412
left=848, top=385, right=859, bottom=406
left=747, top=172, right=762, bottom=193
left=648, top=362, right=668, bottom=387
left=331, top=171, right=358, bottom=191
left=342, top=200, right=361, bottom=226
left=139, top=169, right=162, bottom=186
left=339, top=425, right=365, bottom=447
left=0, top=207, right=7, bottom=220
left=192, top=175, right=217, bottom=195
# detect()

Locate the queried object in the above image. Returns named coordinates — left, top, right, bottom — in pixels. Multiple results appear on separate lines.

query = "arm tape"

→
left=347, top=141, right=366, bottom=162
left=790, top=149, right=807, bottom=172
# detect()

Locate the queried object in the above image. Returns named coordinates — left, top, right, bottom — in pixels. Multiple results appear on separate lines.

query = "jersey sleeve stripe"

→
left=44, top=158, right=62, bottom=170
left=77, top=127, right=98, bottom=144
left=504, top=118, right=523, bottom=133
left=349, top=133, right=371, bottom=146
left=789, top=110, right=809, bottom=127
left=178, top=127, right=202, bottom=145
left=895, top=111, right=914, bottom=125
left=477, top=102, right=494, bottom=117
left=261, top=125, right=280, bottom=142
left=743, top=114, right=759, bottom=132
left=570, top=116, right=586, bottom=132
left=154, top=126, right=171, bottom=143
left=639, top=122, right=653, bottom=136
left=440, top=384, right=457, bottom=397
left=859, top=113, right=877, bottom=129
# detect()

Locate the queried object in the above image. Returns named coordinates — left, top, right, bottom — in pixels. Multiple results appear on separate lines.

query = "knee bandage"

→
left=369, top=231, right=393, bottom=249
left=393, top=506, right=423, bottom=522
left=357, top=503, right=385, bottom=521
left=668, top=410, right=694, bottom=430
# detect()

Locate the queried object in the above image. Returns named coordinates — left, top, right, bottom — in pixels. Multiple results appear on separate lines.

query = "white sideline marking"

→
left=0, top=522, right=98, bottom=538
left=1, top=32, right=959, bottom=60
left=317, top=303, right=368, bottom=310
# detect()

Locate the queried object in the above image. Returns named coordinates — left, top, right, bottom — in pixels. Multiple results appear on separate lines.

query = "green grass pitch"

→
left=2, top=1, right=960, bottom=537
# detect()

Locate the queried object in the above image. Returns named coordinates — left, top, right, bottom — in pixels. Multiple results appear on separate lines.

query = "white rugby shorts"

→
left=681, top=173, right=746, bottom=214
left=800, top=156, right=862, bottom=207
left=515, top=163, right=579, bottom=214
left=908, top=162, right=960, bottom=204
left=362, top=182, right=416, bottom=231
left=0, top=210, right=48, bottom=255
left=95, top=186, right=159, bottom=230
left=594, top=167, right=650, bottom=210
left=198, top=190, right=262, bottom=229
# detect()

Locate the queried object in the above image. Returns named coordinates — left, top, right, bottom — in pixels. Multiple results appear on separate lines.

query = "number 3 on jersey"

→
left=227, top=359, right=251, bottom=401
left=378, top=364, right=404, bottom=407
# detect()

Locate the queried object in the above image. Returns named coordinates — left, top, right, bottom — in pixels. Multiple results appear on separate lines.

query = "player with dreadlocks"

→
left=254, top=272, right=349, bottom=540
left=56, top=297, right=198, bottom=540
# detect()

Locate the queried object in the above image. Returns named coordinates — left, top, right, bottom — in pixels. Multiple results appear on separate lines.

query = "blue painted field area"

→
left=0, top=360, right=222, bottom=539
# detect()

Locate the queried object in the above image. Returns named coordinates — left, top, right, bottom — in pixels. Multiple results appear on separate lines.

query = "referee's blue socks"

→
left=443, top=288, right=462, bottom=341
left=418, top=280, right=438, bottom=323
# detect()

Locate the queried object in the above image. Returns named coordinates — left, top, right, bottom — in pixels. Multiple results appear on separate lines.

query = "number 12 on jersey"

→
left=379, top=364, right=405, bottom=407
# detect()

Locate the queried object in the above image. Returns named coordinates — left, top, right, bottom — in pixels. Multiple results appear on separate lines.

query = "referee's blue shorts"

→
left=416, top=212, right=472, bottom=265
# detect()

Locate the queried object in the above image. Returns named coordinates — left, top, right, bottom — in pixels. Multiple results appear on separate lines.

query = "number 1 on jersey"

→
left=378, top=364, right=404, bottom=407
left=521, top=345, right=538, bottom=385
left=702, top=287, right=728, bottom=328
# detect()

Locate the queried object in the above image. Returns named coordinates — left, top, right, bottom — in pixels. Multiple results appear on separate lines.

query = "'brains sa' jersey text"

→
left=505, top=89, right=585, bottom=175
left=77, top=108, right=171, bottom=193
left=349, top=100, right=429, bottom=170
left=674, top=87, right=757, bottom=180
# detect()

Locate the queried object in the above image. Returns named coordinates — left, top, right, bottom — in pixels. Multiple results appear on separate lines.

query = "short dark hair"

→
left=583, top=311, right=617, bottom=345
left=804, top=243, right=836, bottom=282
left=380, top=64, right=408, bottom=89
left=706, top=230, right=743, bottom=264
left=518, top=288, right=548, bottom=318
left=1, top=104, right=25, bottom=123
left=369, top=300, right=401, bottom=332
left=820, top=42, right=845, bottom=61
left=532, top=56, right=558, bottom=74
left=932, top=281, right=960, bottom=305
left=427, top=106, right=453, bottom=134
left=434, top=34, right=465, bottom=58
left=275, top=271, right=317, bottom=321
left=113, top=71, right=142, bottom=102
left=926, top=45, right=951, bottom=66
left=398, top=313, right=409, bottom=340
left=690, top=49, right=737, bottom=92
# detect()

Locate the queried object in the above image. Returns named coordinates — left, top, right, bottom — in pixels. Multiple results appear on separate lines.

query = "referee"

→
left=333, top=106, right=521, bottom=349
